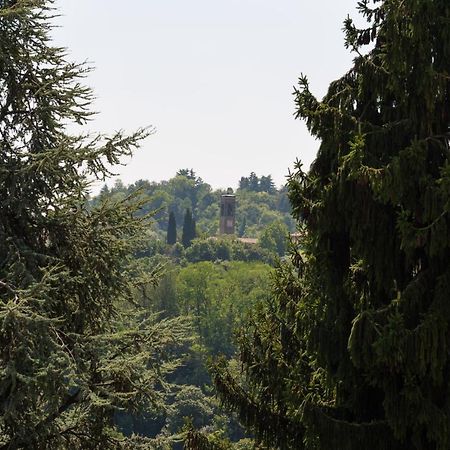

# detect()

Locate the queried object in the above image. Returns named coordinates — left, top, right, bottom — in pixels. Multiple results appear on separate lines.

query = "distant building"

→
left=220, top=189, right=236, bottom=235
left=238, top=237, right=258, bottom=245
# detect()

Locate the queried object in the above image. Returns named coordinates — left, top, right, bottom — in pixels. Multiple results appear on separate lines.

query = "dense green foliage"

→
left=116, top=258, right=273, bottom=445
left=0, top=2, right=191, bottom=448
left=138, top=259, right=272, bottom=357
left=99, top=171, right=295, bottom=240
left=202, top=1, right=450, bottom=449
left=176, top=261, right=272, bottom=357
left=258, top=220, right=289, bottom=257
left=184, top=237, right=274, bottom=265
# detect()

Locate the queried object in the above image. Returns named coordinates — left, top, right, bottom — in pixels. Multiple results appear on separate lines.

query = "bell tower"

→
left=219, top=188, right=236, bottom=235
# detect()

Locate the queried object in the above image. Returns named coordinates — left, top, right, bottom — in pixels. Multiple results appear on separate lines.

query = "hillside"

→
left=94, top=170, right=296, bottom=241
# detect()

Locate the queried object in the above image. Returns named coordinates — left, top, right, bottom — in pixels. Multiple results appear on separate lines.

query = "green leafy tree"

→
left=185, top=239, right=216, bottom=262
left=0, top=2, right=190, bottom=448
left=165, top=386, right=215, bottom=436
left=170, top=169, right=209, bottom=219
left=167, top=211, right=177, bottom=244
left=177, top=262, right=272, bottom=358
left=145, top=188, right=171, bottom=224
left=259, top=220, right=289, bottom=257
left=183, top=237, right=274, bottom=265
left=205, top=1, right=450, bottom=449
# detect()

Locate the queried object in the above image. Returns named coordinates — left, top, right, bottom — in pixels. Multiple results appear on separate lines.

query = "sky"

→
left=53, top=0, right=361, bottom=191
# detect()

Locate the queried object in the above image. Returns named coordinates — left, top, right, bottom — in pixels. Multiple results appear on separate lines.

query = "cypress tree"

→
left=191, top=217, right=197, bottom=241
left=204, top=1, right=450, bottom=449
left=182, top=208, right=195, bottom=248
left=0, top=2, right=190, bottom=447
left=167, top=211, right=177, bottom=244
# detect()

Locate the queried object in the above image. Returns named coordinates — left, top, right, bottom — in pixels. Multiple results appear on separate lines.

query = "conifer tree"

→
left=200, top=1, right=450, bottom=449
left=248, top=172, right=259, bottom=192
left=259, top=175, right=276, bottom=194
left=191, top=217, right=197, bottom=241
left=182, top=208, right=195, bottom=248
left=167, top=211, right=177, bottom=244
left=0, top=2, right=190, bottom=447
left=238, top=176, right=249, bottom=190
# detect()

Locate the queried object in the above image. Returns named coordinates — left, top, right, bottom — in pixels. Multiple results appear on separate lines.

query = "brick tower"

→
left=219, top=189, right=236, bottom=235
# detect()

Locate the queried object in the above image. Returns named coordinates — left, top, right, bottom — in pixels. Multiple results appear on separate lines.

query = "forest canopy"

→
left=97, top=170, right=295, bottom=241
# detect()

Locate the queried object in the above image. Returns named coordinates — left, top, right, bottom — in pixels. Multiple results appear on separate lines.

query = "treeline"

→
left=95, top=169, right=295, bottom=240
left=138, top=233, right=288, bottom=267
left=238, top=172, right=277, bottom=193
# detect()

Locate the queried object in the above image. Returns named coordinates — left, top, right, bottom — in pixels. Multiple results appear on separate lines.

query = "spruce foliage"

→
left=201, top=1, right=450, bottom=449
left=0, top=1, right=190, bottom=447
left=167, top=211, right=177, bottom=244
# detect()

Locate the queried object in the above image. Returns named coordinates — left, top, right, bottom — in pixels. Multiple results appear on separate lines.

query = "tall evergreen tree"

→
left=200, top=1, right=450, bottom=449
left=0, top=2, right=190, bottom=447
left=248, top=172, right=259, bottom=192
left=182, top=208, right=194, bottom=248
left=238, top=176, right=249, bottom=190
left=191, top=217, right=197, bottom=240
left=167, top=210, right=177, bottom=244
left=259, top=175, right=276, bottom=194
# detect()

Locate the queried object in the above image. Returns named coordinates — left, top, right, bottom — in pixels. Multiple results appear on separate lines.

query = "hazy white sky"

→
left=53, top=0, right=360, bottom=190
